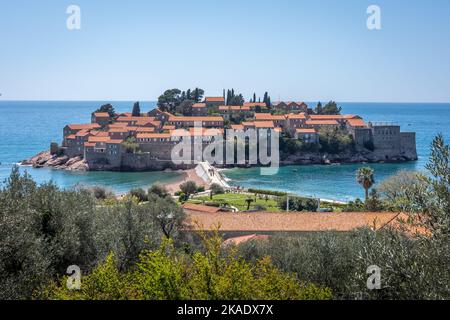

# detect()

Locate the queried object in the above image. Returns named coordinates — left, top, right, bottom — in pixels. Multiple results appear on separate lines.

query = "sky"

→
left=0, top=0, right=449, bottom=102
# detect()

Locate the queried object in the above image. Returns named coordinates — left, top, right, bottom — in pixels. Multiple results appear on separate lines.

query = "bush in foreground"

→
left=40, top=234, right=332, bottom=300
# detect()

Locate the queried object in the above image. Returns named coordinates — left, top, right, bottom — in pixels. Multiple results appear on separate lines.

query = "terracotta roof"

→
left=67, top=124, right=101, bottom=130
left=108, top=123, right=128, bottom=128
left=346, top=119, right=367, bottom=127
left=231, top=124, right=244, bottom=130
left=204, top=97, right=225, bottom=102
left=162, top=125, right=176, bottom=130
left=136, top=127, right=155, bottom=133
left=66, top=134, right=76, bottom=140
left=306, top=120, right=339, bottom=125
left=192, top=103, right=207, bottom=108
left=108, top=128, right=129, bottom=133
left=93, top=112, right=110, bottom=118
left=84, top=142, right=96, bottom=147
left=242, top=121, right=255, bottom=127
left=187, top=211, right=409, bottom=232
left=91, top=131, right=109, bottom=137
left=219, top=105, right=251, bottom=111
left=254, top=114, right=285, bottom=121
left=309, top=115, right=344, bottom=120
left=182, top=203, right=223, bottom=214
left=88, top=136, right=111, bottom=143
left=343, top=114, right=359, bottom=119
left=296, top=128, right=317, bottom=134
left=118, top=112, right=132, bottom=117
left=274, top=101, right=307, bottom=107
left=169, top=116, right=224, bottom=122
left=107, top=139, right=123, bottom=144
left=188, top=127, right=223, bottom=136
left=75, top=129, right=91, bottom=137
left=170, top=128, right=223, bottom=137
left=243, top=102, right=267, bottom=108
left=254, top=121, right=275, bottom=128
left=116, top=116, right=156, bottom=123
left=136, top=133, right=171, bottom=139
left=286, top=113, right=307, bottom=119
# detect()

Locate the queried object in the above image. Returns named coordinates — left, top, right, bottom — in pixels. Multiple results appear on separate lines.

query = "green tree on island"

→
left=132, top=101, right=141, bottom=116
left=95, top=103, right=116, bottom=118
left=356, top=167, right=375, bottom=204
left=320, top=101, right=342, bottom=115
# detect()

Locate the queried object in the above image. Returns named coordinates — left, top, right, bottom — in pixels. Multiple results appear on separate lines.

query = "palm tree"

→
left=245, top=198, right=254, bottom=210
left=356, top=167, right=375, bottom=204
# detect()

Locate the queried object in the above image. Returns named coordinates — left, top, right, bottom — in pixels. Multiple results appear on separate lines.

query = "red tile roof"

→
left=254, top=121, right=275, bottom=128
left=306, top=120, right=339, bottom=125
left=192, top=103, right=207, bottom=108
left=219, top=105, right=251, bottom=111
left=136, top=127, right=156, bottom=133
left=93, top=112, right=110, bottom=118
left=169, top=116, right=224, bottom=122
left=187, top=211, right=409, bottom=232
left=243, top=102, right=267, bottom=108
left=136, top=133, right=171, bottom=139
left=346, top=119, right=367, bottom=127
left=67, top=124, right=101, bottom=130
left=286, top=113, right=307, bottom=119
left=255, top=114, right=285, bottom=121
left=204, top=97, right=225, bottom=102
left=309, top=115, right=344, bottom=120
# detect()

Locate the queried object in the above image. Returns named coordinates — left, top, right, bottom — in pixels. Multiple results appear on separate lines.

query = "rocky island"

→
left=22, top=89, right=417, bottom=171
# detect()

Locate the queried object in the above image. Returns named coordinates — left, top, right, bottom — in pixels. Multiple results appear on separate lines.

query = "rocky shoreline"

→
left=21, top=149, right=417, bottom=173
left=20, top=151, right=88, bottom=171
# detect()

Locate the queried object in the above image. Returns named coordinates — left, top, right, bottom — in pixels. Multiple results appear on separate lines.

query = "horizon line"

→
left=1, top=99, right=450, bottom=104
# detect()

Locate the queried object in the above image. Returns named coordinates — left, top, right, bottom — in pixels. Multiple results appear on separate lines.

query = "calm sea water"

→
left=0, top=101, right=449, bottom=200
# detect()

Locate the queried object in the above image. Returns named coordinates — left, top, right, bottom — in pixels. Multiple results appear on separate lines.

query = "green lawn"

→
left=190, top=192, right=281, bottom=212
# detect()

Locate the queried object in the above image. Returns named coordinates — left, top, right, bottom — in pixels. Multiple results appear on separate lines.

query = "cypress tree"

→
left=253, top=93, right=256, bottom=103
left=132, top=102, right=141, bottom=117
left=186, top=89, right=191, bottom=100
left=194, top=88, right=199, bottom=102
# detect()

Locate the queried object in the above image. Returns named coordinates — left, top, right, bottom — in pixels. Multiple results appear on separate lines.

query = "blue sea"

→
left=0, top=101, right=449, bottom=200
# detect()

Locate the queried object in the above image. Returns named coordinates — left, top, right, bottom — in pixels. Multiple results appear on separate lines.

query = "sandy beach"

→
left=164, top=168, right=208, bottom=194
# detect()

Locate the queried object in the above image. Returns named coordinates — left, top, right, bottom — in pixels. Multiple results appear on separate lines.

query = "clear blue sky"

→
left=1, top=0, right=449, bottom=102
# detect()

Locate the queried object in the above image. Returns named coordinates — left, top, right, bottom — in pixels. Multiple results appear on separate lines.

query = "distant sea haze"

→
left=0, top=101, right=448, bottom=201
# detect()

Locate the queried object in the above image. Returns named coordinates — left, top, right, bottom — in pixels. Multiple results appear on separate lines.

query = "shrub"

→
left=277, top=196, right=318, bottom=212
left=179, top=181, right=198, bottom=200
left=148, top=184, right=169, bottom=198
left=41, top=235, right=332, bottom=300
left=210, top=183, right=225, bottom=195
left=129, top=188, right=148, bottom=202
left=247, top=188, right=287, bottom=197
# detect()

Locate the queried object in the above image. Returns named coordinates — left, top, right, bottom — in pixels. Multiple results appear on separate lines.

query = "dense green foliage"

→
left=0, top=169, right=185, bottom=299
left=315, top=101, right=342, bottom=115
left=122, top=136, right=140, bottom=153
left=319, top=127, right=354, bottom=154
left=237, top=229, right=449, bottom=300
left=277, top=196, right=319, bottom=212
left=179, top=180, right=198, bottom=200
left=157, top=88, right=204, bottom=114
left=41, top=235, right=331, bottom=300
left=95, top=103, right=116, bottom=118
